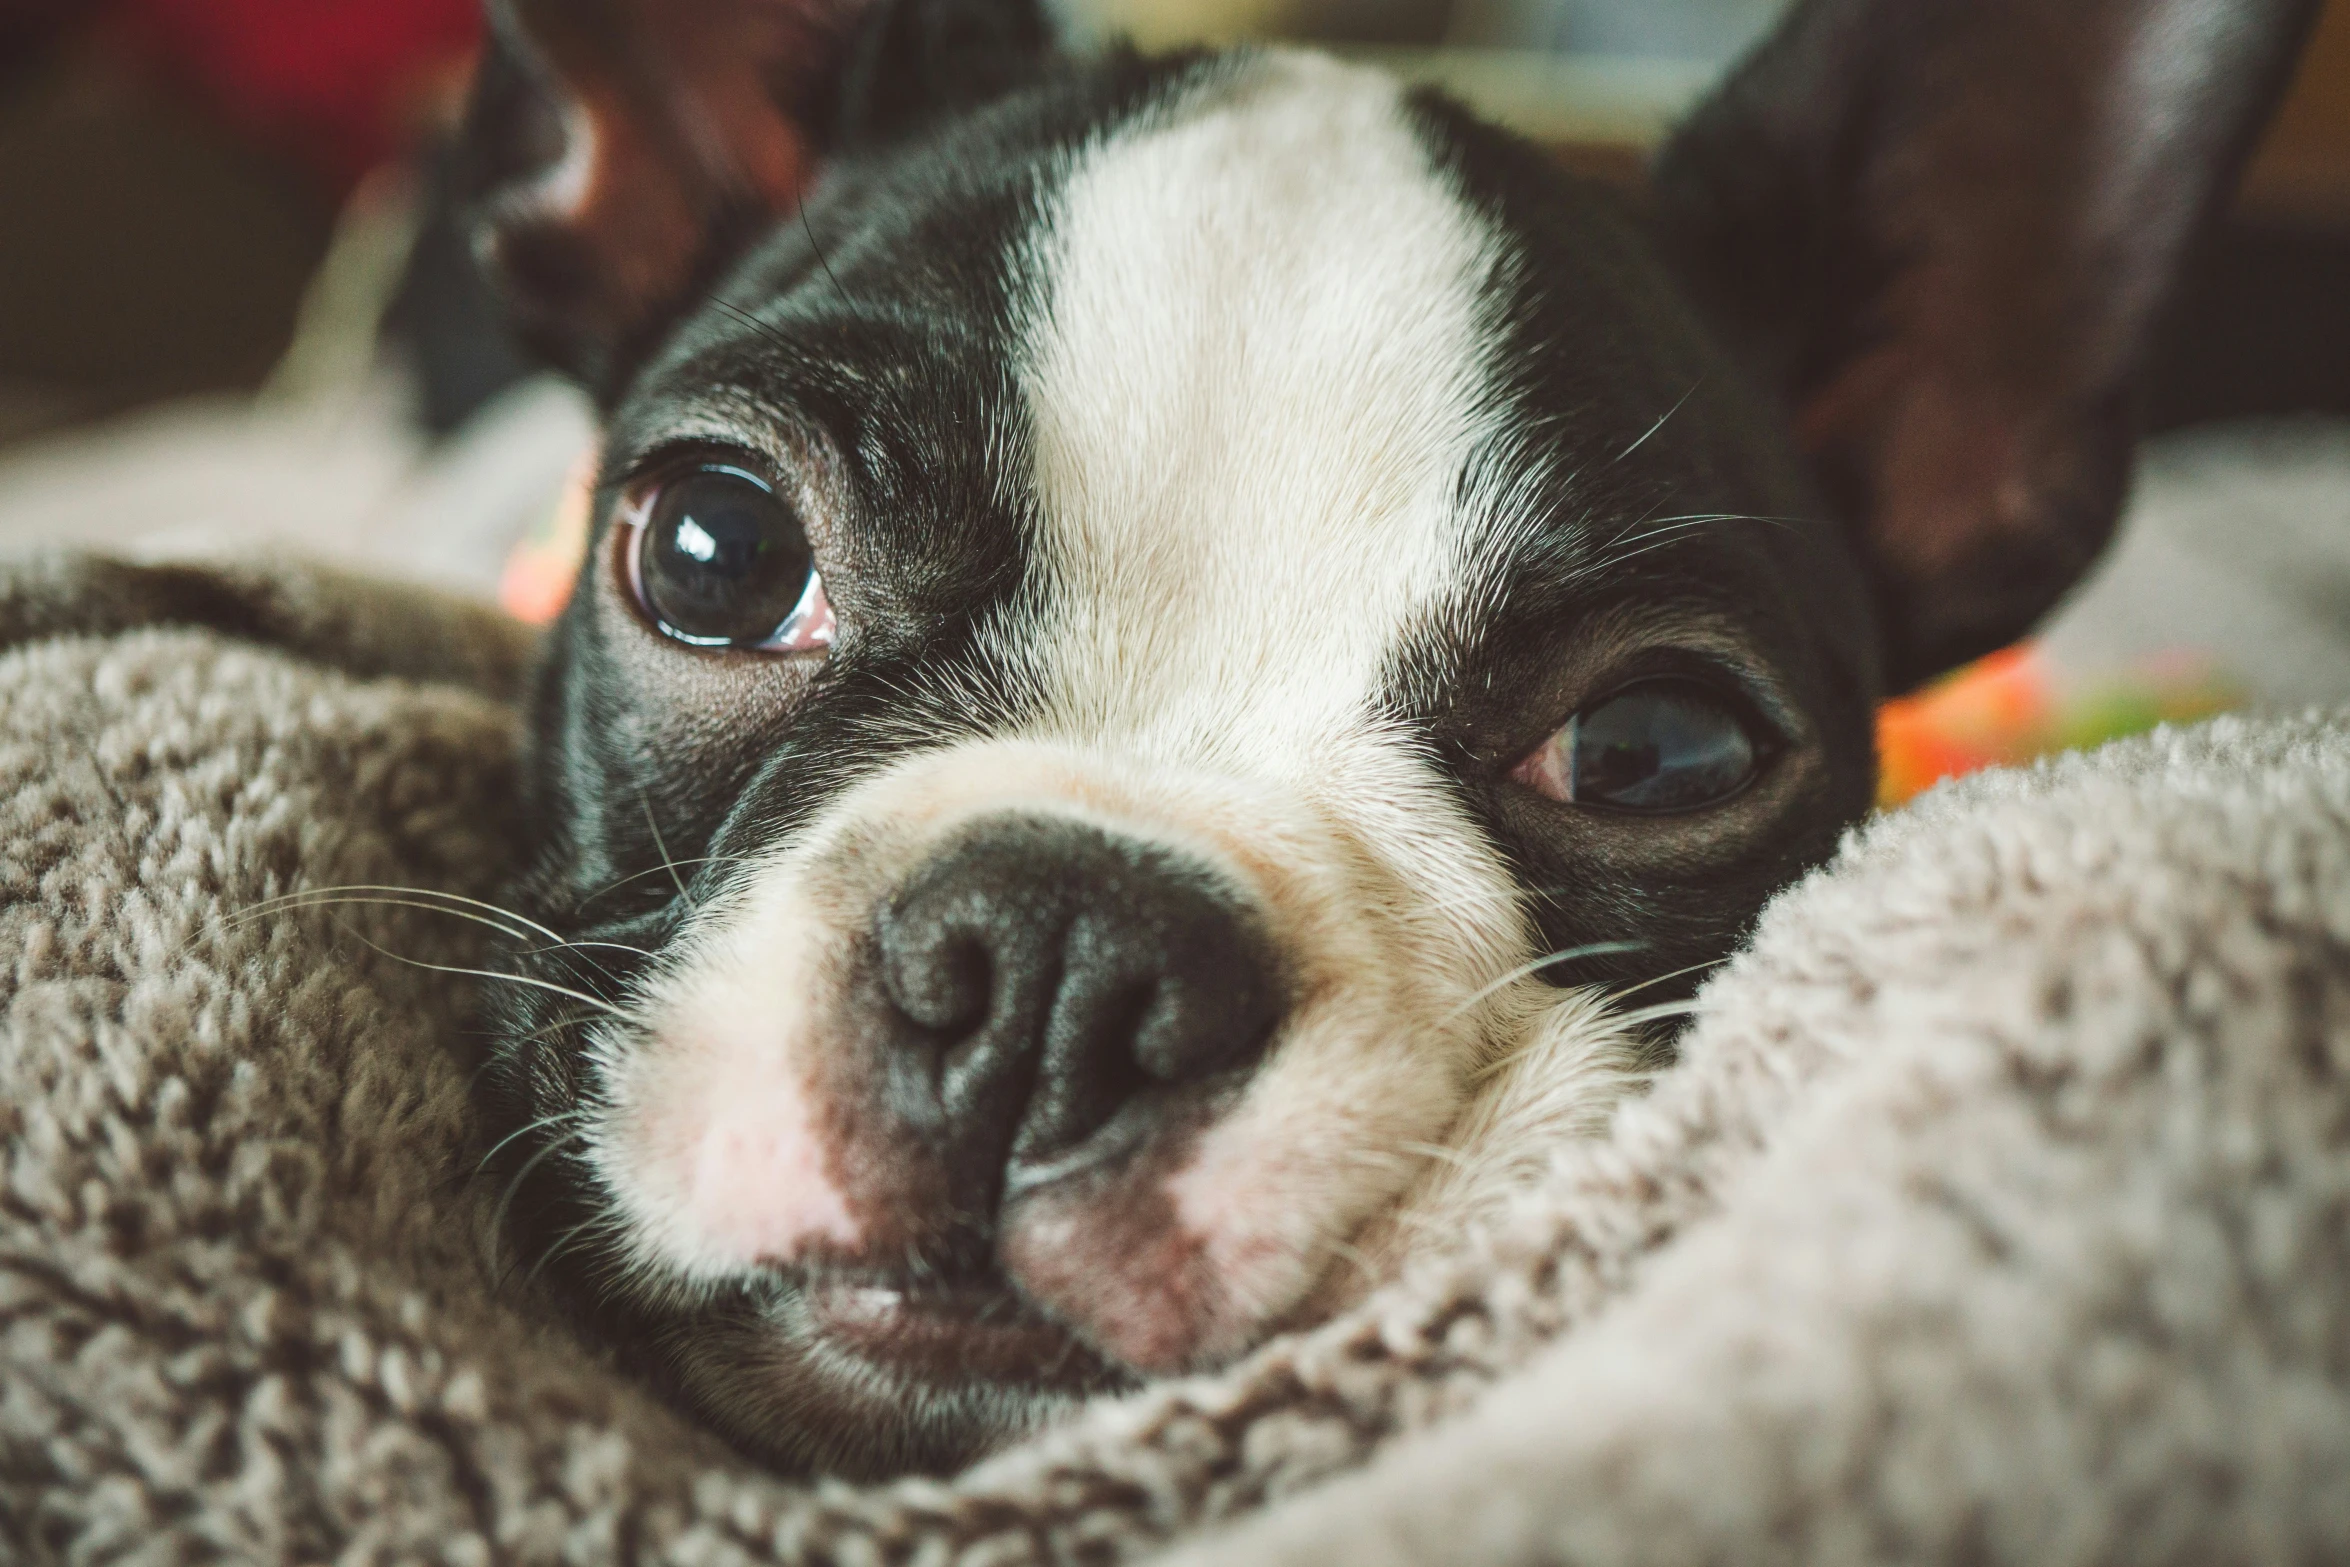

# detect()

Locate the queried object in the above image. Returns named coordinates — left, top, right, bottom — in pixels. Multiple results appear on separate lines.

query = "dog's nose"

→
left=872, top=815, right=1282, bottom=1195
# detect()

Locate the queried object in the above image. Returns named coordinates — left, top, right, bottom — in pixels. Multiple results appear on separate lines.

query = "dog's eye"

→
left=1511, top=681, right=1758, bottom=812
left=625, top=465, right=834, bottom=652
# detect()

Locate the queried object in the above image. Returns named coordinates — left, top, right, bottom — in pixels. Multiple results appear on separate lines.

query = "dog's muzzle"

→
left=599, top=738, right=1519, bottom=1380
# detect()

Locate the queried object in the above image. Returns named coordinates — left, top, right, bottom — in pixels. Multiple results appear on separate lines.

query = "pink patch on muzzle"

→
left=634, top=1039, right=863, bottom=1267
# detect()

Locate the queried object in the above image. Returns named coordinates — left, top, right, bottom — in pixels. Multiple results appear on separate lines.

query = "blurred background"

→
left=0, top=0, right=2344, bottom=797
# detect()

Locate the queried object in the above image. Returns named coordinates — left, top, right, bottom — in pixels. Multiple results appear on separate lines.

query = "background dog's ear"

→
left=1654, top=0, right=2319, bottom=690
left=461, top=0, right=1054, bottom=395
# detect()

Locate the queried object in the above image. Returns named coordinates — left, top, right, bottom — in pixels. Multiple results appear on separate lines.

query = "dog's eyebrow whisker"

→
left=1610, top=509, right=1818, bottom=537
left=1596, top=514, right=1725, bottom=551
left=1611, top=378, right=1702, bottom=465
left=707, top=294, right=809, bottom=357
left=1598, top=529, right=1758, bottom=575
left=1585, top=515, right=1742, bottom=563
left=1604, top=507, right=1821, bottom=560
left=797, top=194, right=849, bottom=306
left=1441, top=941, right=1649, bottom=1025
left=1582, top=510, right=1815, bottom=573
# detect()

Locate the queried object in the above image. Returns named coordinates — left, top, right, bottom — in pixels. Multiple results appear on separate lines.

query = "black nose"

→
left=871, top=815, right=1283, bottom=1197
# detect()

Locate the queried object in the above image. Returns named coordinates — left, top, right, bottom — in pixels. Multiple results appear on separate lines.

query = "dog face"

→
left=464, top=0, right=2312, bottom=1476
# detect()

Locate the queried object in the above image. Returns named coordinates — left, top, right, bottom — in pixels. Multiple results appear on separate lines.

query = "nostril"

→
left=878, top=920, right=993, bottom=1034
left=1131, top=965, right=1279, bottom=1084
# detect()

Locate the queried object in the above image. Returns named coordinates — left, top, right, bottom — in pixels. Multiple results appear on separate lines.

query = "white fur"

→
left=1014, top=50, right=1506, bottom=768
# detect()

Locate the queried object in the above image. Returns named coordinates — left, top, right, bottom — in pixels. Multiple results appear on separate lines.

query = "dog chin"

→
left=662, top=1272, right=1119, bottom=1478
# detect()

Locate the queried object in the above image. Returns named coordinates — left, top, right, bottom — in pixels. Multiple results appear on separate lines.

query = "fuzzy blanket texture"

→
left=1, top=551, right=2346, bottom=1566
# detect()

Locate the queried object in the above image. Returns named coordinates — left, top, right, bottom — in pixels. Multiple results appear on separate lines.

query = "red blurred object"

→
left=102, top=0, right=480, bottom=190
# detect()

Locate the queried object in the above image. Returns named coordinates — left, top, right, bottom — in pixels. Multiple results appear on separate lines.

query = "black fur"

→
left=460, top=0, right=2314, bottom=1478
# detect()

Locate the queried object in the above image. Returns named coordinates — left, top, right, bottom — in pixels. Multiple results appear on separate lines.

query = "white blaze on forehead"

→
left=1017, top=51, right=1504, bottom=759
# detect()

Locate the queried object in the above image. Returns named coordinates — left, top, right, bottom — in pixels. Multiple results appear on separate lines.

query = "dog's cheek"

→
left=1180, top=1008, right=1467, bottom=1332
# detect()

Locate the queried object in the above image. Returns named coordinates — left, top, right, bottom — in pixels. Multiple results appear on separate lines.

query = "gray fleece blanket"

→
left=3, top=553, right=2346, bottom=1565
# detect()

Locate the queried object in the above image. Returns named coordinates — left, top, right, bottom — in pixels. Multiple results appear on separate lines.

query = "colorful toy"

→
left=1875, top=644, right=2239, bottom=807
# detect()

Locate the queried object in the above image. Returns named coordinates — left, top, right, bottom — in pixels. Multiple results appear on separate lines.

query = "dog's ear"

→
left=1654, top=0, right=2318, bottom=689
left=460, top=0, right=1054, bottom=395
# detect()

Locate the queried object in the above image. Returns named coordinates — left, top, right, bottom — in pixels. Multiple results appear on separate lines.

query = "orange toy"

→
left=1875, top=644, right=2238, bottom=808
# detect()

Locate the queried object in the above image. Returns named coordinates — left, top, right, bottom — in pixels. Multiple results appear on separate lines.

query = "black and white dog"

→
left=463, top=0, right=2313, bottom=1477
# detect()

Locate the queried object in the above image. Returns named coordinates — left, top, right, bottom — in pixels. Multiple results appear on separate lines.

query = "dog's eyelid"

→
left=1560, top=648, right=1793, bottom=754
left=609, top=433, right=852, bottom=558
left=616, top=442, right=785, bottom=502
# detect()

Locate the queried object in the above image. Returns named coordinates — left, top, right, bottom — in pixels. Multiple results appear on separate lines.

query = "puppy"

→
left=461, top=0, right=2315, bottom=1477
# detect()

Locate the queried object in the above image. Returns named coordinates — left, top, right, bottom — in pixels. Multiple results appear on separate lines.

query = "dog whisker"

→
left=490, top=1126, right=596, bottom=1272
left=325, top=921, right=631, bottom=1023
left=476, top=1108, right=594, bottom=1176
left=499, top=1008, right=604, bottom=1053
left=576, top=855, right=754, bottom=912
left=1441, top=940, right=1648, bottom=1024
left=1314, top=1232, right=1381, bottom=1286
left=638, top=789, right=694, bottom=907
left=1393, top=1139, right=1476, bottom=1171
left=1326, top=1146, right=1428, bottom=1178
left=523, top=1211, right=617, bottom=1291
left=1610, top=378, right=1701, bottom=464
left=1611, top=999, right=1705, bottom=1029
left=1603, top=956, right=1730, bottom=1006
left=227, top=883, right=572, bottom=949
left=229, top=892, right=653, bottom=976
